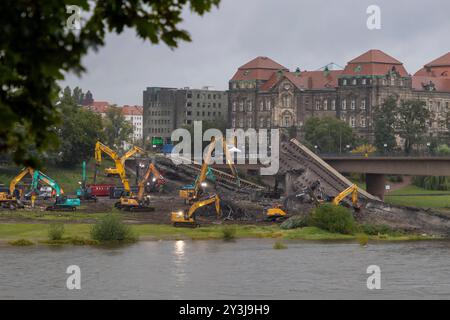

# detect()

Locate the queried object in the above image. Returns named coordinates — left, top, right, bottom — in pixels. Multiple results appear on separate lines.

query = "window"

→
left=239, top=100, right=244, bottom=111
left=350, top=116, right=356, bottom=127
left=267, top=100, right=271, bottom=110
left=352, top=79, right=357, bottom=85
left=362, top=78, right=367, bottom=85
left=266, top=117, right=271, bottom=127
left=282, top=95, right=291, bottom=108
left=361, top=117, right=366, bottom=127
left=315, top=100, right=321, bottom=110
left=361, top=100, right=366, bottom=110
left=351, top=99, right=356, bottom=110
left=247, top=100, right=253, bottom=112
left=323, top=100, right=328, bottom=111
left=343, top=79, right=347, bottom=86
left=232, top=118, right=236, bottom=127
left=260, top=117, right=265, bottom=128
left=247, top=117, right=252, bottom=127
left=331, top=100, right=336, bottom=110
left=238, top=118, right=244, bottom=127
left=260, top=100, right=264, bottom=111
left=390, top=78, right=395, bottom=86
left=342, top=99, right=347, bottom=110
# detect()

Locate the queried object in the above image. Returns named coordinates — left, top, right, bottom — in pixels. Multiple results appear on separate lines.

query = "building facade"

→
left=228, top=50, right=450, bottom=142
left=143, top=87, right=228, bottom=145
left=122, top=105, right=143, bottom=142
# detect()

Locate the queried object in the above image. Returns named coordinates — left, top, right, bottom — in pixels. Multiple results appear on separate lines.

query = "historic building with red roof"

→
left=228, top=50, right=450, bottom=141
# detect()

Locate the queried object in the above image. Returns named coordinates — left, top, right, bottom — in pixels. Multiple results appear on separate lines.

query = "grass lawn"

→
left=0, top=223, right=435, bottom=244
left=0, top=160, right=124, bottom=194
left=385, top=185, right=450, bottom=209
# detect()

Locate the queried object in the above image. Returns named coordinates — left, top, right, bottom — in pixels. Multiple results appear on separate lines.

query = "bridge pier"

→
left=365, top=174, right=385, bottom=200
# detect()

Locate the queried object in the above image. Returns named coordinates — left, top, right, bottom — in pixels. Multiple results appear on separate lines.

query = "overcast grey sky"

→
left=62, top=0, right=450, bottom=105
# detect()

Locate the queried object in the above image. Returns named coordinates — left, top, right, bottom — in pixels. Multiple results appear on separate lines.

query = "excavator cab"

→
left=265, top=204, right=288, bottom=222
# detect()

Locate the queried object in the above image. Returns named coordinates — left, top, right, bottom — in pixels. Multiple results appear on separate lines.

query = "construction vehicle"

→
left=94, top=141, right=132, bottom=192
left=179, top=137, right=240, bottom=204
left=332, top=184, right=360, bottom=209
left=104, top=145, right=145, bottom=176
left=265, top=204, right=288, bottom=222
left=76, top=161, right=97, bottom=201
left=31, top=170, right=81, bottom=211
left=143, top=163, right=166, bottom=193
left=116, top=163, right=160, bottom=211
left=0, top=167, right=34, bottom=209
left=171, top=194, right=221, bottom=227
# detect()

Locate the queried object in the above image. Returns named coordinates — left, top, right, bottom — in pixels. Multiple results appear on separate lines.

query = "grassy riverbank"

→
left=0, top=223, right=437, bottom=245
left=385, top=185, right=450, bottom=210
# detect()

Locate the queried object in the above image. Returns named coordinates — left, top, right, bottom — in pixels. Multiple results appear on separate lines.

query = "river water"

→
left=1, top=239, right=449, bottom=299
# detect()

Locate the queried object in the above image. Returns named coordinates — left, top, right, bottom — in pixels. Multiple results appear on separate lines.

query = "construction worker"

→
left=31, top=192, right=36, bottom=208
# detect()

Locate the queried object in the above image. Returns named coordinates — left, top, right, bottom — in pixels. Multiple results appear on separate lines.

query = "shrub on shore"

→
left=280, top=215, right=309, bottom=230
left=9, top=239, right=34, bottom=246
left=221, top=225, right=236, bottom=241
left=273, top=241, right=287, bottom=249
left=91, top=214, right=136, bottom=242
left=356, top=233, right=369, bottom=246
left=48, top=223, right=65, bottom=241
left=311, top=204, right=355, bottom=235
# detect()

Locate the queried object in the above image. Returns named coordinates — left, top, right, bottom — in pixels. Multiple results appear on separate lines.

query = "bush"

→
left=280, top=215, right=309, bottom=230
left=310, top=204, right=355, bottom=234
left=9, top=239, right=34, bottom=246
left=48, top=223, right=65, bottom=240
left=221, top=225, right=236, bottom=241
left=359, top=224, right=393, bottom=235
left=91, top=214, right=136, bottom=242
left=356, top=233, right=369, bottom=246
left=273, top=241, right=287, bottom=250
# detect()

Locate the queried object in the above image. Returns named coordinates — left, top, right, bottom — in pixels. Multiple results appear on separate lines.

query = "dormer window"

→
left=343, top=79, right=348, bottom=86
left=352, top=79, right=357, bottom=85
left=362, top=78, right=367, bottom=85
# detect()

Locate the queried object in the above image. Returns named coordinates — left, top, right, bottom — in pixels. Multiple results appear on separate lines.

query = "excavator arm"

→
left=9, top=167, right=34, bottom=195
left=95, top=141, right=131, bottom=194
left=172, top=194, right=221, bottom=226
left=105, top=145, right=145, bottom=175
left=31, top=170, right=63, bottom=196
left=332, top=184, right=359, bottom=206
left=136, top=163, right=164, bottom=200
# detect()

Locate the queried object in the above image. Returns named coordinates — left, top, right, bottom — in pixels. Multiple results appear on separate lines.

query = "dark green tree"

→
left=396, top=100, right=431, bottom=154
left=302, top=117, right=357, bottom=153
left=374, top=96, right=397, bottom=153
left=45, top=97, right=103, bottom=167
left=103, top=105, right=133, bottom=150
left=0, top=0, right=220, bottom=167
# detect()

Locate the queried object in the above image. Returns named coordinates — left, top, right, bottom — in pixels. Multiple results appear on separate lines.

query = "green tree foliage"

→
left=103, top=105, right=134, bottom=150
left=412, top=144, right=450, bottom=190
left=396, top=100, right=431, bottom=154
left=51, top=97, right=104, bottom=167
left=0, top=0, right=220, bottom=167
left=374, top=96, right=397, bottom=153
left=311, top=203, right=355, bottom=235
left=302, top=117, right=357, bottom=153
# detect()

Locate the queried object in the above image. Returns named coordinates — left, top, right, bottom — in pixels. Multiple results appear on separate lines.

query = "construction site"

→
left=1, top=138, right=449, bottom=237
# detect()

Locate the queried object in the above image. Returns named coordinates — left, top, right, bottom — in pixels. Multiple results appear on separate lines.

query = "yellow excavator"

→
left=332, top=184, right=360, bottom=209
left=118, top=163, right=162, bottom=211
left=104, top=145, right=145, bottom=176
left=95, top=141, right=132, bottom=194
left=179, top=137, right=239, bottom=204
left=171, top=194, right=221, bottom=227
left=0, top=167, right=34, bottom=209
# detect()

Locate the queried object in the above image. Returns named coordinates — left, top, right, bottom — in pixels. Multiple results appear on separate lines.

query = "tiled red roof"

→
left=342, top=49, right=408, bottom=77
left=231, top=56, right=288, bottom=81
left=122, top=105, right=143, bottom=116
left=412, top=76, right=450, bottom=92
left=85, top=101, right=110, bottom=113
left=414, top=52, right=450, bottom=77
left=260, top=70, right=342, bottom=91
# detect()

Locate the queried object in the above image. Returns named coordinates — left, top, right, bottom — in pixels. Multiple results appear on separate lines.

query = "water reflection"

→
left=172, top=240, right=187, bottom=291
